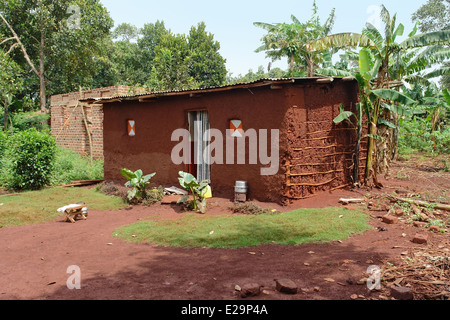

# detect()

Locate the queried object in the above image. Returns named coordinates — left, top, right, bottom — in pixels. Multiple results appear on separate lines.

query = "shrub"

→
left=0, top=131, right=8, bottom=169
left=399, top=117, right=450, bottom=154
left=12, top=111, right=50, bottom=131
left=0, top=129, right=56, bottom=190
left=51, top=147, right=104, bottom=185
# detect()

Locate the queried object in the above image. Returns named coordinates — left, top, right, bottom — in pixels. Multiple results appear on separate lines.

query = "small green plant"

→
left=392, top=202, right=411, bottom=215
left=177, top=171, right=210, bottom=213
left=120, top=168, right=156, bottom=203
left=427, top=219, right=446, bottom=228
left=442, top=160, right=450, bottom=172
left=410, top=213, right=423, bottom=222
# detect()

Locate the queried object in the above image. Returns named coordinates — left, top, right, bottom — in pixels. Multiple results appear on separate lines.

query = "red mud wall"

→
left=283, top=79, right=362, bottom=201
left=103, top=86, right=290, bottom=203
left=103, top=79, right=361, bottom=204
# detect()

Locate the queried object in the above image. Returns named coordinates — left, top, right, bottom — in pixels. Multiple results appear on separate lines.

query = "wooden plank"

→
left=62, top=179, right=104, bottom=187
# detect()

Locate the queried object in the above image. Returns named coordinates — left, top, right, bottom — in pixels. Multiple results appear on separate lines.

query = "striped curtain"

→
left=190, top=111, right=210, bottom=183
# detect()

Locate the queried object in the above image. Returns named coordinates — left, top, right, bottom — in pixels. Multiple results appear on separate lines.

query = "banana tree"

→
left=391, top=23, right=450, bottom=87
left=307, top=5, right=450, bottom=185
left=120, top=168, right=156, bottom=203
left=333, top=50, right=416, bottom=185
left=177, top=171, right=210, bottom=214
left=254, top=1, right=336, bottom=76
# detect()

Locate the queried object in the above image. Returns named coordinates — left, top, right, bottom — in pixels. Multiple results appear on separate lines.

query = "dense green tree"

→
left=412, top=0, right=450, bottom=32
left=103, top=23, right=146, bottom=87
left=0, top=0, right=113, bottom=111
left=149, top=31, right=198, bottom=91
left=187, top=22, right=227, bottom=88
left=136, top=20, right=169, bottom=86
left=0, top=47, right=23, bottom=130
left=147, top=22, right=227, bottom=91
left=227, top=65, right=287, bottom=84
left=112, top=22, right=139, bottom=42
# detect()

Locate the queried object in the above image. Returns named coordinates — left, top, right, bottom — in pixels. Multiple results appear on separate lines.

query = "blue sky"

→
left=99, top=0, right=428, bottom=76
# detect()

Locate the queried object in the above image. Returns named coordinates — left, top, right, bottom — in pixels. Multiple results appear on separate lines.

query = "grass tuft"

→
left=113, top=207, right=371, bottom=249
left=0, top=187, right=127, bottom=227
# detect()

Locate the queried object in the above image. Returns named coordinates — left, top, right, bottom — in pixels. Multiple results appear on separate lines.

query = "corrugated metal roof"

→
left=80, top=77, right=354, bottom=104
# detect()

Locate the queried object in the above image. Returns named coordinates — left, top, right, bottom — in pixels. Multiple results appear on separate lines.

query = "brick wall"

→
left=50, top=86, right=146, bottom=160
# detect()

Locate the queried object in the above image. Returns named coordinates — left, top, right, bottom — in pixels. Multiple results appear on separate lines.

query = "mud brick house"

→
left=81, top=77, right=365, bottom=204
left=50, top=86, right=145, bottom=160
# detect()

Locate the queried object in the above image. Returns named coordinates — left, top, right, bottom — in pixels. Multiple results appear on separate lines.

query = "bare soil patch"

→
left=0, top=156, right=448, bottom=301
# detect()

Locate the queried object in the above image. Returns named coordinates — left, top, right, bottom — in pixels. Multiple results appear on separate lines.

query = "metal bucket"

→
left=234, top=181, right=248, bottom=194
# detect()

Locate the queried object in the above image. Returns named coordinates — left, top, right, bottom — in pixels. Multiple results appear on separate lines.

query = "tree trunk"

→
left=0, top=13, right=43, bottom=111
left=307, top=61, right=313, bottom=77
left=39, top=32, right=46, bottom=112
left=365, top=121, right=377, bottom=184
left=353, top=103, right=363, bottom=185
left=306, top=57, right=314, bottom=77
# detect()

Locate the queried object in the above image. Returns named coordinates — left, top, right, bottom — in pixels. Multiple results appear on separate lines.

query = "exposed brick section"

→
left=50, top=86, right=146, bottom=160
left=412, top=233, right=428, bottom=244
left=382, top=215, right=398, bottom=224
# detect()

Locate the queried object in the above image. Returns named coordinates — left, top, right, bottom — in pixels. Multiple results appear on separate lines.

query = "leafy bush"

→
left=0, top=131, right=8, bottom=169
left=12, top=111, right=50, bottom=131
left=0, top=129, right=56, bottom=190
left=51, top=147, right=104, bottom=185
left=399, top=117, right=450, bottom=154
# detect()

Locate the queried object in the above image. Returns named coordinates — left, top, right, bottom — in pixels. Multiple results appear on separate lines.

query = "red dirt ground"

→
left=0, top=158, right=448, bottom=304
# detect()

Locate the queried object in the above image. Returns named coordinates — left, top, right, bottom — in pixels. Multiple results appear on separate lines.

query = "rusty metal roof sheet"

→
left=80, top=77, right=354, bottom=104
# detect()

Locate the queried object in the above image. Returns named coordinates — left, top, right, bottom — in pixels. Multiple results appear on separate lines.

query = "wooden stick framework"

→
left=306, top=128, right=354, bottom=135
left=284, top=122, right=363, bottom=200
left=287, top=177, right=337, bottom=187
left=288, top=169, right=344, bottom=177
left=293, top=144, right=338, bottom=152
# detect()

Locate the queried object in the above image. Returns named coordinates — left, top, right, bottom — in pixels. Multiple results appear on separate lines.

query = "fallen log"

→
left=389, top=196, right=450, bottom=211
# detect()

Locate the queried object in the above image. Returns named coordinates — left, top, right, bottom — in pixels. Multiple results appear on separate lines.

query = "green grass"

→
left=0, top=187, right=127, bottom=228
left=113, top=207, right=371, bottom=249
left=51, top=147, right=104, bottom=186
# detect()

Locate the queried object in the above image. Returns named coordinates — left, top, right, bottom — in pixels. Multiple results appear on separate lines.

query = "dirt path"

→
left=0, top=159, right=448, bottom=301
